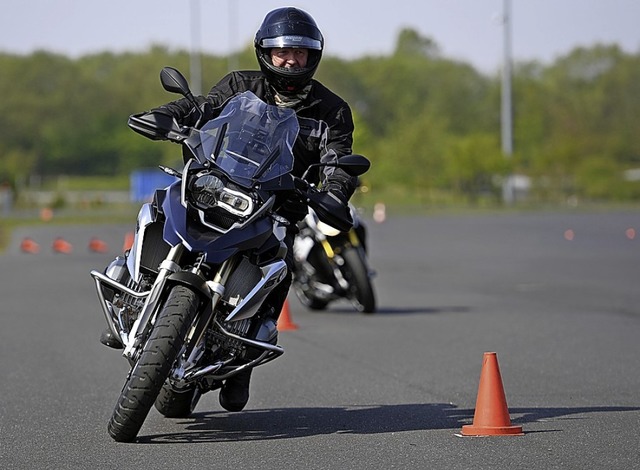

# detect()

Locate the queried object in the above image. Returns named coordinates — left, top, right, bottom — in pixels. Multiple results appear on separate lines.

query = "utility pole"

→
left=190, top=0, right=202, bottom=95
left=227, top=0, right=239, bottom=72
left=501, top=0, right=514, bottom=204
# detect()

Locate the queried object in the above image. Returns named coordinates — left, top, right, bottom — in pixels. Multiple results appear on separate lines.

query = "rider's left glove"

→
left=322, top=182, right=349, bottom=205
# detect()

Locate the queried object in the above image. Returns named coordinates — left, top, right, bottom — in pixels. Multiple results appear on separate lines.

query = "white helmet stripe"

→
left=261, top=36, right=322, bottom=50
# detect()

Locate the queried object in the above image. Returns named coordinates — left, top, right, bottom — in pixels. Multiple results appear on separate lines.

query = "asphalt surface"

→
left=1, top=211, right=639, bottom=469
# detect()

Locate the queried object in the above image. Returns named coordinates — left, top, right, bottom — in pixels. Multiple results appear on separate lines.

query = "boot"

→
left=219, top=368, right=252, bottom=412
left=99, top=328, right=124, bottom=349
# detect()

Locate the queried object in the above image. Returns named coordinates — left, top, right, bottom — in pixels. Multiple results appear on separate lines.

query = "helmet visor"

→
left=261, top=35, right=322, bottom=50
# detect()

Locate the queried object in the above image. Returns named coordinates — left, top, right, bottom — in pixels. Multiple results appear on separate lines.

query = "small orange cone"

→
left=122, top=232, right=134, bottom=252
left=277, top=299, right=299, bottom=331
left=20, top=237, right=40, bottom=254
left=373, top=202, right=386, bottom=223
left=52, top=237, right=73, bottom=254
left=461, top=352, right=523, bottom=436
left=89, top=237, right=109, bottom=253
left=40, top=207, right=53, bottom=222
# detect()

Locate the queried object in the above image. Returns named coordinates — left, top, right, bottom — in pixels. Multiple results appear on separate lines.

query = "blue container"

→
left=130, top=169, right=178, bottom=202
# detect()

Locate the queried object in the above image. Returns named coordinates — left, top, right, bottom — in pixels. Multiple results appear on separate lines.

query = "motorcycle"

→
left=292, top=203, right=376, bottom=313
left=90, top=67, right=370, bottom=442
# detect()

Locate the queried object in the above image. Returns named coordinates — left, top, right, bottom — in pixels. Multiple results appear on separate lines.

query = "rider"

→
left=102, top=7, right=359, bottom=413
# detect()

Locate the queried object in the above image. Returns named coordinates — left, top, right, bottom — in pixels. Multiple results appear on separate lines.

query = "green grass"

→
left=4, top=182, right=640, bottom=253
left=1, top=175, right=133, bottom=252
left=39, top=175, right=130, bottom=191
left=0, top=204, right=139, bottom=252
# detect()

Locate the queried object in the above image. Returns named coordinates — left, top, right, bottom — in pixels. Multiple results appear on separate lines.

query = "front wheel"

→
left=107, top=285, right=199, bottom=442
left=342, top=247, right=376, bottom=314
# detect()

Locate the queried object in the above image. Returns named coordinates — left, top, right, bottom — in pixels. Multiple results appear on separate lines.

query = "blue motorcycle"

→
left=90, top=67, right=369, bottom=442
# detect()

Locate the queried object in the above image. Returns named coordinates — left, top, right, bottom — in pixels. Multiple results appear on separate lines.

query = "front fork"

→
left=123, top=245, right=247, bottom=363
left=170, top=257, right=287, bottom=387
left=320, top=231, right=362, bottom=292
left=122, top=244, right=185, bottom=359
left=93, top=236, right=286, bottom=377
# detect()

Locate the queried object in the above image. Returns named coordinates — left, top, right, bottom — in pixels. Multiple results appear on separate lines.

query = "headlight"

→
left=192, top=175, right=224, bottom=206
left=316, top=220, right=341, bottom=237
left=191, top=174, right=254, bottom=217
left=219, top=192, right=251, bottom=212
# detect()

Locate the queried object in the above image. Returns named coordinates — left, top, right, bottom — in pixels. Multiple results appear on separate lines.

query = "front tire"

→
left=342, top=247, right=376, bottom=314
left=107, top=285, right=199, bottom=442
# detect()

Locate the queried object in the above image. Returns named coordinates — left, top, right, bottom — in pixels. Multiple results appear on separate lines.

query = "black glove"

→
left=322, top=182, right=349, bottom=205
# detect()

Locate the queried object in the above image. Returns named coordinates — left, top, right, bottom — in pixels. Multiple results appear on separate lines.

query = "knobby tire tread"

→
left=107, top=285, right=199, bottom=442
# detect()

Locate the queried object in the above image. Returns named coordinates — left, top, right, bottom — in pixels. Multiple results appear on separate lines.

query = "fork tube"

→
left=183, top=257, right=237, bottom=365
left=184, top=257, right=238, bottom=370
left=123, top=244, right=184, bottom=358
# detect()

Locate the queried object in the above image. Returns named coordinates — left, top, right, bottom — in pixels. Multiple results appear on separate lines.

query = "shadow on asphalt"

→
left=373, top=306, right=470, bottom=315
left=309, top=306, right=471, bottom=316
left=136, top=404, right=640, bottom=443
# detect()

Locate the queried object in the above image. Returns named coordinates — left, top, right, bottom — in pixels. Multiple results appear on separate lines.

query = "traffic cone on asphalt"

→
left=52, top=237, right=73, bottom=254
left=88, top=236, right=108, bottom=253
left=373, top=202, right=386, bottom=223
left=20, top=237, right=40, bottom=254
left=461, top=352, right=524, bottom=436
left=277, top=299, right=299, bottom=331
left=122, top=232, right=134, bottom=252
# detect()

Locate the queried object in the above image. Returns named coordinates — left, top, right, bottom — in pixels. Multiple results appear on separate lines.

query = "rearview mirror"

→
left=159, top=66, right=202, bottom=121
left=336, top=154, right=371, bottom=177
left=160, top=67, right=192, bottom=97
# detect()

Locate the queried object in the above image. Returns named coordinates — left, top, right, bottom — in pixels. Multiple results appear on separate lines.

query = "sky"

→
left=1, top=0, right=639, bottom=74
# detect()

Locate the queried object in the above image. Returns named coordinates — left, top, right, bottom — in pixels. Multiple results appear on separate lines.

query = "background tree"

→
left=1, top=30, right=639, bottom=206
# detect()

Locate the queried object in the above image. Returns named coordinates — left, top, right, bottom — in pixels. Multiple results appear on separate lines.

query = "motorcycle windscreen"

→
left=196, top=91, right=299, bottom=187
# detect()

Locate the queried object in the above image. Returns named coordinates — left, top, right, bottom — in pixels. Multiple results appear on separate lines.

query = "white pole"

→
left=501, top=0, right=513, bottom=157
left=501, top=0, right=514, bottom=204
left=227, top=0, right=239, bottom=72
left=190, top=0, right=202, bottom=95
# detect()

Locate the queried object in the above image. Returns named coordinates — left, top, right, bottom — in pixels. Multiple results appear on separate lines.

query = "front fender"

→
left=167, top=271, right=211, bottom=301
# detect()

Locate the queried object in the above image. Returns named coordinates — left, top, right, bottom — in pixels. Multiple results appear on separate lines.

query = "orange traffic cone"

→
left=277, top=299, right=299, bottom=331
left=122, top=232, right=134, bottom=252
left=88, top=236, right=108, bottom=253
left=461, top=352, right=523, bottom=436
left=52, top=237, right=73, bottom=254
left=373, top=202, right=386, bottom=223
left=20, top=237, right=40, bottom=254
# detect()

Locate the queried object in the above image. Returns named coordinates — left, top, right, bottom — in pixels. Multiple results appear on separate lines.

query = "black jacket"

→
left=155, top=70, right=358, bottom=200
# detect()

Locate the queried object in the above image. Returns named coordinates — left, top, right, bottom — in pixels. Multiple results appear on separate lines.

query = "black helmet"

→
left=254, top=7, right=324, bottom=93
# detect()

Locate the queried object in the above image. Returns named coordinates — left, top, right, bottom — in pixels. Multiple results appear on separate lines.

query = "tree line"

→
left=1, top=29, right=639, bottom=205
